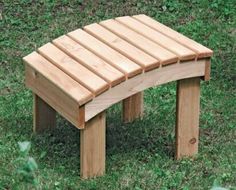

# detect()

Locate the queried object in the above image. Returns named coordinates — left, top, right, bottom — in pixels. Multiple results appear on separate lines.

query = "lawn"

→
left=0, top=0, right=235, bottom=189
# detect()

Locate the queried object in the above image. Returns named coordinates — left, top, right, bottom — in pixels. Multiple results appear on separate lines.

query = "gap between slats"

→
left=37, top=43, right=109, bottom=97
left=52, top=35, right=126, bottom=87
left=83, top=23, right=160, bottom=72
left=132, top=15, right=200, bottom=59
left=64, top=34, right=129, bottom=80
left=132, top=14, right=213, bottom=59
left=100, top=19, right=179, bottom=66
left=67, top=29, right=143, bottom=79
left=115, top=17, right=196, bottom=62
left=23, top=52, right=93, bottom=106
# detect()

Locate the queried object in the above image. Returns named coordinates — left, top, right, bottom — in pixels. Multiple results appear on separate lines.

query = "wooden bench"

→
left=23, top=14, right=213, bottom=179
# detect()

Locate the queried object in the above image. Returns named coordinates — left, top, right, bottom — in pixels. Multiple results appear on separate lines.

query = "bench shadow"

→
left=11, top=103, right=175, bottom=177
left=106, top=104, right=175, bottom=159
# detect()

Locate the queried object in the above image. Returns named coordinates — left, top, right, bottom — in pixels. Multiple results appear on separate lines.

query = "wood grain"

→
left=38, top=43, right=109, bottom=96
left=53, top=35, right=125, bottom=86
left=116, top=16, right=196, bottom=61
left=100, top=19, right=178, bottom=65
left=23, top=52, right=93, bottom=105
left=68, top=29, right=142, bottom=78
left=24, top=53, right=90, bottom=128
left=80, top=112, right=106, bottom=179
left=176, top=77, right=200, bottom=159
left=84, top=23, right=160, bottom=71
left=133, top=14, right=213, bottom=58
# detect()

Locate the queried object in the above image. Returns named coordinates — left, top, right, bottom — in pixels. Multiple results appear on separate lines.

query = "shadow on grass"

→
left=16, top=103, right=175, bottom=176
left=0, top=87, right=176, bottom=180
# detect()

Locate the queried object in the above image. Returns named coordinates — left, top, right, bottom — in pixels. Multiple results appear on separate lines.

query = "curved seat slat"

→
left=53, top=35, right=125, bottom=87
left=116, top=16, right=196, bottom=61
left=100, top=19, right=178, bottom=65
left=38, top=43, right=109, bottom=96
left=133, top=14, right=213, bottom=58
left=23, top=52, right=93, bottom=105
left=84, top=23, right=160, bottom=71
left=68, top=29, right=143, bottom=78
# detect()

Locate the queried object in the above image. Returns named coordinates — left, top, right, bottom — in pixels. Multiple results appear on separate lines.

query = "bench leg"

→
left=33, top=94, right=56, bottom=133
left=176, top=77, right=200, bottom=159
left=122, top=92, right=144, bottom=123
left=80, top=112, right=106, bottom=179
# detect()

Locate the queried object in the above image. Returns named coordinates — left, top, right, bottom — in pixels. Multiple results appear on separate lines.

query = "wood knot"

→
left=189, top=138, right=197, bottom=144
left=33, top=71, right=38, bottom=78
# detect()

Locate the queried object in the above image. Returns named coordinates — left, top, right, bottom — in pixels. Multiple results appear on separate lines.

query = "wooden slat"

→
left=84, top=23, right=160, bottom=71
left=133, top=14, right=213, bottom=58
left=23, top=52, right=93, bottom=105
left=38, top=43, right=109, bottom=96
left=67, top=29, right=142, bottom=78
left=116, top=16, right=196, bottom=61
left=24, top=58, right=88, bottom=128
left=100, top=19, right=178, bottom=65
left=53, top=35, right=125, bottom=87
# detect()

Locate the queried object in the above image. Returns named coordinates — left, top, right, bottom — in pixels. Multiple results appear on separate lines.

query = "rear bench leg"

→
left=80, top=112, right=106, bottom=179
left=176, top=77, right=200, bottom=159
left=33, top=93, right=56, bottom=133
left=122, top=92, right=144, bottom=123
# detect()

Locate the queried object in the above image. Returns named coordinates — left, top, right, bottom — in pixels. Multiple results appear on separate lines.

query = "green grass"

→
left=0, top=0, right=236, bottom=189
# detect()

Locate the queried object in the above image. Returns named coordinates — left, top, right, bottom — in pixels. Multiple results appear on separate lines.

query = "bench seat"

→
left=23, top=14, right=213, bottom=179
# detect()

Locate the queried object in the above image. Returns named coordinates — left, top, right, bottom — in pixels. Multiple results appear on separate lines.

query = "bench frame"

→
left=32, top=58, right=210, bottom=179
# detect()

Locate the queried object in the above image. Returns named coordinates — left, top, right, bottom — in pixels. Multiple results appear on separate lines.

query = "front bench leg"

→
left=176, top=77, right=200, bottom=159
left=122, top=92, right=144, bottom=123
left=80, top=112, right=106, bottom=179
left=33, top=94, right=56, bottom=133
